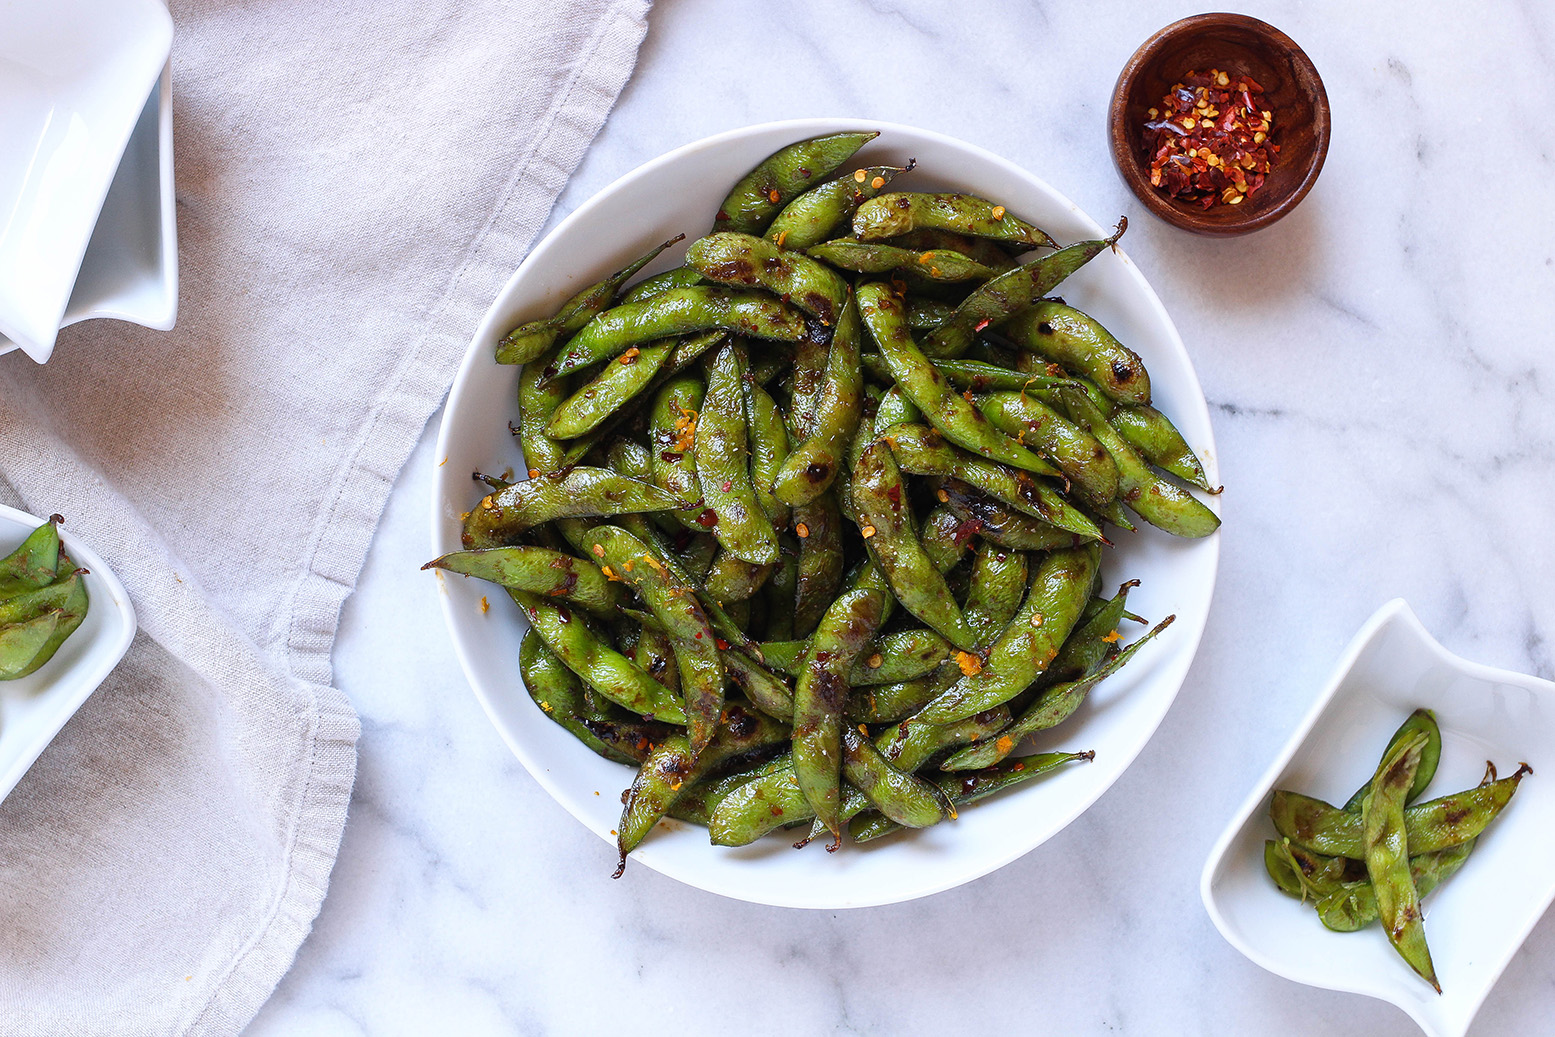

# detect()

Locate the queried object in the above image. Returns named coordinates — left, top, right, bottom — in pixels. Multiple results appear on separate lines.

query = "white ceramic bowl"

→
left=432, top=119, right=1221, bottom=907
left=0, top=505, right=137, bottom=803
left=0, top=0, right=173, bottom=362
left=1202, top=599, right=1555, bottom=1037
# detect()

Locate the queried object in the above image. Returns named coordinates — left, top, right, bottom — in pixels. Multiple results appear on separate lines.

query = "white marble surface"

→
left=247, top=0, right=1555, bottom=1033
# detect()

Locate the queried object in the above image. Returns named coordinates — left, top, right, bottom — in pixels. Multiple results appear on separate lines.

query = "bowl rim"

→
left=0, top=503, right=138, bottom=802
left=432, top=117, right=1221, bottom=907
left=1199, top=597, right=1555, bottom=1037
left=1108, top=11, right=1331, bottom=236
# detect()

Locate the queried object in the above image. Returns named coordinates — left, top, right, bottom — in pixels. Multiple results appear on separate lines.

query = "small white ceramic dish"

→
left=0, top=0, right=173, bottom=363
left=1202, top=599, right=1555, bottom=1037
left=432, top=119, right=1221, bottom=908
left=0, top=505, right=136, bottom=804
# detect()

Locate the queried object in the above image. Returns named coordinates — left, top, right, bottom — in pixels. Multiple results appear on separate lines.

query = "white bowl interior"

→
left=433, top=119, right=1221, bottom=907
left=0, top=505, right=137, bottom=802
left=0, top=0, right=173, bottom=361
left=1202, top=599, right=1555, bottom=1037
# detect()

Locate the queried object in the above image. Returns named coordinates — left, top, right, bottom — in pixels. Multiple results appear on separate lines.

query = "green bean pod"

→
left=840, top=725, right=951, bottom=828
left=581, top=525, right=726, bottom=754
left=852, top=442, right=977, bottom=651
left=791, top=587, right=886, bottom=837
left=852, top=193, right=1057, bottom=251
left=792, top=489, right=844, bottom=637
left=423, top=546, right=620, bottom=616
left=509, top=589, right=685, bottom=723
left=547, top=287, right=809, bottom=382
left=977, top=391, right=1120, bottom=508
left=1057, top=387, right=1220, bottom=539
left=850, top=750, right=1094, bottom=843
left=648, top=375, right=707, bottom=532
left=1362, top=733, right=1439, bottom=990
left=546, top=340, right=674, bottom=439
left=917, top=544, right=1100, bottom=724
left=1002, top=300, right=1151, bottom=406
left=1270, top=766, right=1531, bottom=858
left=461, top=468, right=687, bottom=549
left=857, top=281, right=1054, bottom=475
left=764, top=163, right=912, bottom=250
left=520, top=630, right=643, bottom=765
left=772, top=294, right=865, bottom=506
left=880, top=423, right=1101, bottom=540
left=714, top=130, right=879, bottom=235
left=924, top=220, right=1126, bottom=358
left=496, top=236, right=682, bottom=366
left=807, top=241, right=1008, bottom=283
left=696, top=342, right=780, bottom=565
left=688, top=232, right=849, bottom=325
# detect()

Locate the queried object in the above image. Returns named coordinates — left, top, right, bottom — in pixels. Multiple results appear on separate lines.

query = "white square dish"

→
left=0, top=0, right=173, bottom=363
left=0, top=504, right=137, bottom=804
left=1201, top=599, right=1555, bottom=1037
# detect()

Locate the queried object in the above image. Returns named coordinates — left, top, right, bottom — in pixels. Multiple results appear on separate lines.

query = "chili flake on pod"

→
left=1143, top=68, right=1278, bottom=208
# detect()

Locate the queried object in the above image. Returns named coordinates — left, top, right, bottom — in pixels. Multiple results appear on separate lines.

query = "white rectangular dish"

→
left=0, top=0, right=174, bottom=362
left=1202, top=599, right=1555, bottom=1037
left=0, top=505, right=137, bottom=803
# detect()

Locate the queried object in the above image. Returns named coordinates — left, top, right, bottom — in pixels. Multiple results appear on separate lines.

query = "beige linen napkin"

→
left=0, top=0, right=650, bottom=1032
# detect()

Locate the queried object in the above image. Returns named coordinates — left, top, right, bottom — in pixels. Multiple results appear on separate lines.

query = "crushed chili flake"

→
left=1144, top=68, right=1278, bottom=209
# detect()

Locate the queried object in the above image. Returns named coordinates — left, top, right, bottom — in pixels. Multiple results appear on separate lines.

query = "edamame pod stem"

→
left=509, top=589, right=686, bottom=723
left=924, top=220, right=1126, bottom=358
left=853, top=193, right=1057, bottom=251
left=942, top=616, right=1172, bottom=770
left=857, top=281, right=1053, bottom=475
left=687, top=232, right=849, bottom=325
left=1270, top=766, right=1532, bottom=858
left=546, top=340, right=674, bottom=439
left=935, top=478, right=1094, bottom=553
left=581, top=525, right=726, bottom=755
left=616, top=704, right=789, bottom=871
left=917, top=544, right=1100, bottom=724
left=714, top=130, right=879, bottom=235
left=648, top=375, right=707, bottom=532
left=772, top=293, right=865, bottom=506
left=696, top=342, right=780, bottom=565
left=880, top=422, right=1102, bottom=540
left=1344, top=708, right=1442, bottom=810
left=765, top=162, right=912, bottom=250
left=1362, top=733, right=1439, bottom=991
left=852, top=442, right=978, bottom=651
left=1057, top=386, right=1220, bottom=539
left=546, top=287, right=810, bottom=382
left=977, top=391, right=1121, bottom=508
left=497, top=236, right=682, bottom=365
left=792, top=489, right=844, bottom=637
left=807, top=241, right=1008, bottom=283
left=1002, top=300, right=1151, bottom=406
left=841, top=726, right=951, bottom=829
left=791, top=588, right=886, bottom=838
left=423, top=546, right=620, bottom=616
left=0, top=515, right=62, bottom=593
left=461, top=468, right=688, bottom=549
left=850, top=750, right=1094, bottom=843
left=520, top=630, right=643, bottom=765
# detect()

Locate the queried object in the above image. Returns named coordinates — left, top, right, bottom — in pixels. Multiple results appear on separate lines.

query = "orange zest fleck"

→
left=479, top=596, right=490, bottom=614
left=955, top=651, right=983, bottom=676
left=1102, top=629, right=1121, bottom=643
left=767, top=188, right=781, bottom=203
left=795, top=522, right=810, bottom=538
left=860, top=525, right=877, bottom=539
left=854, top=169, right=868, bottom=183
left=619, top=346, right=641, bottom=365
left=990, top=205, right=1006, bottom=220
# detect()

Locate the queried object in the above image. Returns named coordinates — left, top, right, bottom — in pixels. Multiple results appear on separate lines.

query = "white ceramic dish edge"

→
left=0, top=504, right=137, bottom=802
left=433, top=118, right=1221, bottom=908
left=1200, top=598, right=1555, bottom=1037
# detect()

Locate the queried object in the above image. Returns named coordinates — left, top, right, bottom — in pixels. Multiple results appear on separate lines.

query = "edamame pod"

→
left=520, top=630, right=643, bottom=765
left=765, top=163, right=911, bottom=250
left=546, top=340, right=674, bottom=439
left=648, top=376, right=707, bottom=532
left=1002, top=300, right=1151, bottom=406
left=853, top=193, right=1057, bottom=251
left=687, top=232, right=849, bottom=325
left=1362, top=733, right=1439, bottom=990
left=424, top=546, right=620, bottom=616
left=935, top=478, right=1093, bottom=552
left=977, top=391, right=1120, bottom=508
left=772, top=293, right=864, bottom=506
left=461, top=468, right=687, bottom=549
left=807, top=241, right=1009, bottom=283
left=696, top=342, right=780, bottom=565
left=714, top=131, right=879, bottom=235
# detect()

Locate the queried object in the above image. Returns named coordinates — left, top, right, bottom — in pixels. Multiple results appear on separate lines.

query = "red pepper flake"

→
left=715, top=638, right=730, bottom=650
left=721, top=479, right=733, bottom=492
left=1143, top=68, right=1278, bottom=208
left=696, top=508, right=719, bottom=527
left=974, top=319, right=991, bottom=332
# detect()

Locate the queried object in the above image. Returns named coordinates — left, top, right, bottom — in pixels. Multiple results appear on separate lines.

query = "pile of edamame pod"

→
left=1266, top=709, right=1530, bottom=991
left=428, top=130, right=1220, bottom=874
left=1, top=516, right=90, bottom=681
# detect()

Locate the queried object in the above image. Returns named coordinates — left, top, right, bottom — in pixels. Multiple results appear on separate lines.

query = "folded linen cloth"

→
left=0, top=1, right=650, bottom=1033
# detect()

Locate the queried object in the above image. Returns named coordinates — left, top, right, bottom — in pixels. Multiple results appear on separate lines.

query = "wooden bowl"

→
left=1109, top=13, right=1330, bottom=236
